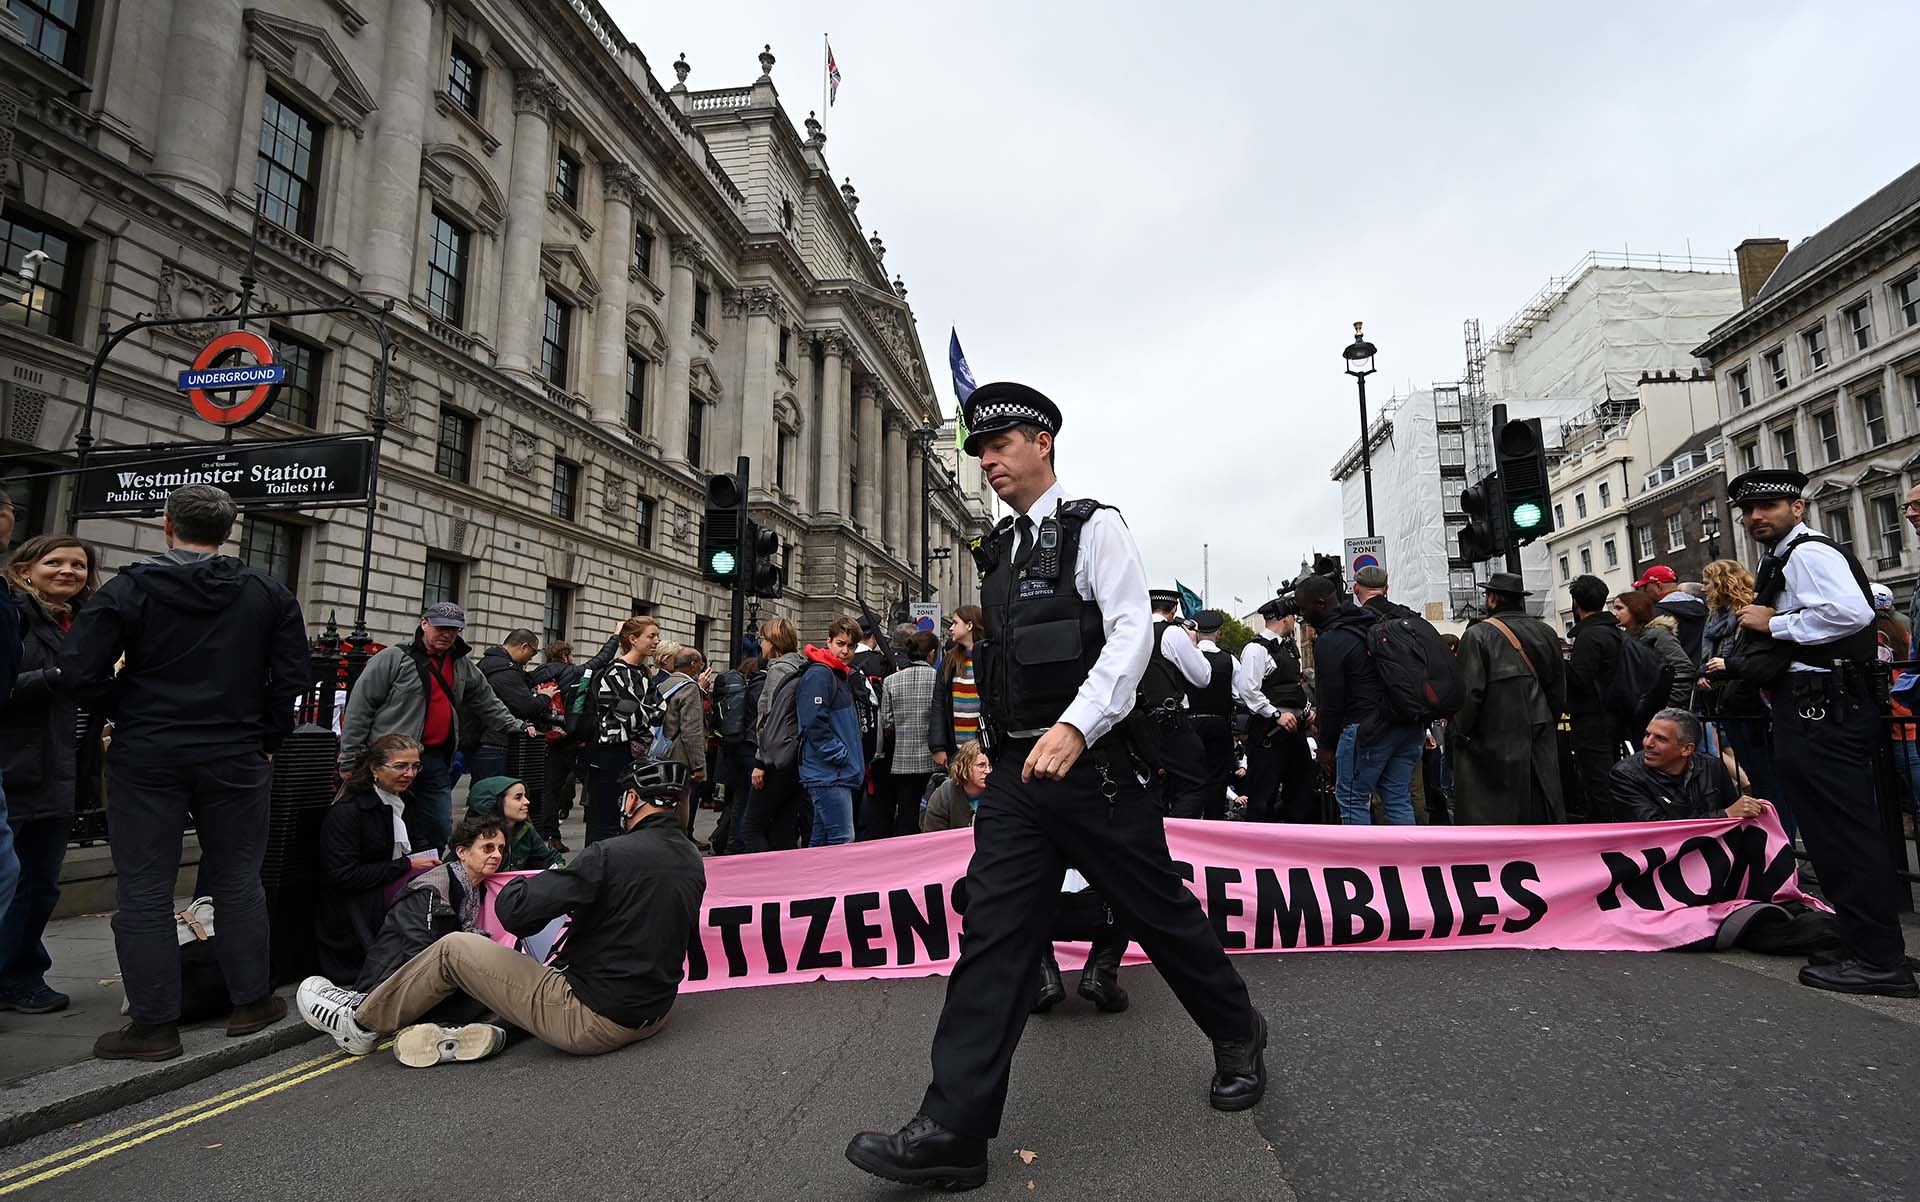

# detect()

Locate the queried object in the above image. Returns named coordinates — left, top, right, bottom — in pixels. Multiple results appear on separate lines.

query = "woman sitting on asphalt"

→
left=464, top=776, right=563, bottom=872
left=354, top=813, right=509, bottom=996
left=316, top=734, right=441, bottom=985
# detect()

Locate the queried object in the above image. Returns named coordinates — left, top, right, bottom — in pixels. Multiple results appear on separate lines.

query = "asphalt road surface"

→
left=3, top=947, right=1915, bottom=1201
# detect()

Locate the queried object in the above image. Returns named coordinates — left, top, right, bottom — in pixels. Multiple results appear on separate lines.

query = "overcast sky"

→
left=616, top=0, right=1917, bottom=612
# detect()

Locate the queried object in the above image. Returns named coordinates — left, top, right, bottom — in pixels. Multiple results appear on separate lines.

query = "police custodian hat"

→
left=962, top=382, right=1061, bottom=456
left=1727, top=468, right=1808, bottom=506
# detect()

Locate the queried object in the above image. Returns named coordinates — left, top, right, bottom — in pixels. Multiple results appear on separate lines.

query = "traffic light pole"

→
left=731, top=454, right=749, bottom=670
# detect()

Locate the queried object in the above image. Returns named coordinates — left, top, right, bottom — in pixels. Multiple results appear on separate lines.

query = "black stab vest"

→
left=1189, top=647, right=1235, bottom=717
left=972, top=499, right=1110, bottom=737
left=1138, top=618, right=1189, bottom=711
left=1258, top=635, right=1307, bottom=709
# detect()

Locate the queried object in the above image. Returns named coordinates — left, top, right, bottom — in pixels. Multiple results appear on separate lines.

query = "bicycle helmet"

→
left=622, top=757, right=689, bottom=801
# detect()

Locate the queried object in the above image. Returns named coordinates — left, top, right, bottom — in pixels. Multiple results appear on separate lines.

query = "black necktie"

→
left=1014, top=516, right=1035, bottom=567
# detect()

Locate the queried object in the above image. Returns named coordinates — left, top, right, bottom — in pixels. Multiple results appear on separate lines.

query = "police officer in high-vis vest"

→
left=1238, top=598, right=1317, bottom=822
left=846, top=383, right=1267, bottom=1192
left=1143, top=588, right=1215, bottom=817
left=1720, top=468, right=1915, bottom=998
left=1189, top=609, right=1238, bottom=819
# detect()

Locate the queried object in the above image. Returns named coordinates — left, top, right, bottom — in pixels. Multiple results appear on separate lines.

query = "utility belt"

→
left=1138, top=697, right=1190, bottom=729
left=986, top=720, right=1149, bottom=811
left=1775, top=659, right=1887, bottom=721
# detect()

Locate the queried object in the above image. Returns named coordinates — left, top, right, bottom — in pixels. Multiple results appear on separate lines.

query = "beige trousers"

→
left=357, top=932, right=664, bottom=1056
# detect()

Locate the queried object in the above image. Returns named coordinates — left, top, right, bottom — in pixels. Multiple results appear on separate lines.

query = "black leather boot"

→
left=846, top=1113, right=989, bottom=1191
left=1210, top=1010, right=1267, bottom=1112
left=1077, top=935, right=1130, bottom=1013
left=1033, top=947, right=1066, bottom=1013
left=1799, top=958, right=1920, bottom=998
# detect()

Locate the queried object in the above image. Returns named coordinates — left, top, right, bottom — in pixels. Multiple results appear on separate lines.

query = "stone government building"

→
left=0, top=0, right=994, bottom=656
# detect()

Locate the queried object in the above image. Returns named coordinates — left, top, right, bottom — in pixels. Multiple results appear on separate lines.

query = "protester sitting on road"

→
left=464, top=776, right=563, bottom=872
left=298, top=757, right=707, bottom=1069
left=61, top=483, right=309, bottom=1061
left=340, top=603, right=536, bottom=853
left=468, top=629, right=553, bottom=783
left=0, top=535, right=101, bottom=1015
left=354, top=813, right=508, bottom=995
left=1611, top=591, right=1694, bottom=709
left=921, top=738, right=988, bottom=832
left=316, top=734, right=441, bottom=985
left=1610, top=708, right=1767, bottom=822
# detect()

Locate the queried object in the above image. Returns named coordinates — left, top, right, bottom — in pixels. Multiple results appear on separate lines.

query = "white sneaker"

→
left=296, top=975, right=378, bottom=1055
left=394, top=1022, right=507, bottom=1068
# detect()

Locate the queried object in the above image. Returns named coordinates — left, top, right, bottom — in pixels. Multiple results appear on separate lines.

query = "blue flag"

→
left=949, top=328, right=977, bottom=454
left=1176, top=581, right=1204, bottom=620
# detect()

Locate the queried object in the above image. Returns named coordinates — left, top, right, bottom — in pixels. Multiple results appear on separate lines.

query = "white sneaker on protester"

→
left=393, top=1022, right=506, bottom=1068
left=296, top=976, right=378, bottom=1055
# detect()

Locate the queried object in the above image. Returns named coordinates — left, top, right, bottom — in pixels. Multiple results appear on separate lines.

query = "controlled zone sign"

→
left=909, top=602, right=941, bottom=633
left=177, top=330, right=286, bottom=428
left=1344, top=536, right=1386, bottom=577
left=73, top=436, right=377, bottom=516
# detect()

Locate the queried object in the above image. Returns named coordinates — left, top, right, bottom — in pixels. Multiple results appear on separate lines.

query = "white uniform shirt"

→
left=1155, top=618, right=1213, bottom=691
left=1235, top=635, right=1286, bottom=719
left=1767, top=522, right=1875, bottom=674
left=1012, top=479, right=1151, bottom=745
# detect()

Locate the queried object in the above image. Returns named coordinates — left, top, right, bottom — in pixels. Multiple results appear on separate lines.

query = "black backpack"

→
left=1605, top=634, right=1672, bottom=734
left=1366, top=612, right=1463, bottom=723
left=714, top=670, right=750, bottom=740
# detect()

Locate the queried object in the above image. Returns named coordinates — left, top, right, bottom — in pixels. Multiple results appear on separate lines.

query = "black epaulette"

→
left=1057, top=498, right=1104, bottom=523
left=973, top=515, right=1016, bottom=574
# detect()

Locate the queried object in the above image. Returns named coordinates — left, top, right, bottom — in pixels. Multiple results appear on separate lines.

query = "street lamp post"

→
left=911, top=425, right=939, bottom=601
left=1703, top=507, right=1722, bottom=561
left=1344, top=321, right=1379, bottom=538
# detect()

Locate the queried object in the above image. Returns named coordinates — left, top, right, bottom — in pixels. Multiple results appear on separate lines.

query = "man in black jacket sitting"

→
left=1611, top=708, right=1766, bottom=823
left=296, top=758, right=708, bottom=1069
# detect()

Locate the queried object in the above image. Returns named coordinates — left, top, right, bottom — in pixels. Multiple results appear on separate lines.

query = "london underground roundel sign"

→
left=177, top=330, right=286, bottom=427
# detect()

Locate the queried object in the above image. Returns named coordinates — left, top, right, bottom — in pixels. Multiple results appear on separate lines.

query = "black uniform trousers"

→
left=920, top=739, right=1257, bottom=1139
left=1771, top=675, right=1908, bottom=968
left=1566, top=714, right=1621, bottom=823
left=1244, top=718, right=1318, bottom=822
left=1189, top=715, right=1235, bottom=820
left=1137, top=713, right=1211, bottom=819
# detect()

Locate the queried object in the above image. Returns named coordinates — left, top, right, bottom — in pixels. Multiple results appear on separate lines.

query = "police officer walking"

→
left=1142, top=589, right=1214, bottom=817
left=1723, top=469, right=1914, bottom=997
left=1237, top=598, right=1317, bottom=822
left=846, top=383, right=1267, bottom=1192
left=1189, top=610, right=1238, bottom=819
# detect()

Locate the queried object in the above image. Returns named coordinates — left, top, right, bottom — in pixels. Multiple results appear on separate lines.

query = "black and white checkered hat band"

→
left=970, top=401, right=1051, bottom=429
left=1733, top=482, right=1799, bottom=502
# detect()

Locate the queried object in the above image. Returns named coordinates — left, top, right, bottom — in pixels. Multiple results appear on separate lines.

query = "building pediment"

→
left=625, top=304, right=668, bottom=354
left=421, top=144, right=506, bottom=236
left=539, top=242, right=600, bottom=305
left=689, top=358, right=720, bottom=399
left=242, top=10, right=378, bottom=133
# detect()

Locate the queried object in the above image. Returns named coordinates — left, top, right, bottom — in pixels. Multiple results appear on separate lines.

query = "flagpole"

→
left=822, top=34, right=829, bottom=122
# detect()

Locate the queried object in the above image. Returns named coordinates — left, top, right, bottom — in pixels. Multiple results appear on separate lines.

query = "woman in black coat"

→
left=315, top=734, right=439, bottom=985
left=0, top=536, right=99, bottom=1014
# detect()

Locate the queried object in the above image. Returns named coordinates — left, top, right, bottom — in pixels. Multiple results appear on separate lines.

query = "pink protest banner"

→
left=478, top=808, right=1815, bottom=995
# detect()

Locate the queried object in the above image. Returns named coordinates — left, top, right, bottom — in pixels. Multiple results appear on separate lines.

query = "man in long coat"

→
left=1453, top=573, right=1567, bottom=824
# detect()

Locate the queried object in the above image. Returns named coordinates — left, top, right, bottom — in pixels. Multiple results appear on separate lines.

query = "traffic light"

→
left=700, top=473, right=744, bottom=582
left=748, top=522, right=784, bottom=597
left=1495, top=417, right=1555, bottom=546
left=1458, top=471, right=1509, bottom=563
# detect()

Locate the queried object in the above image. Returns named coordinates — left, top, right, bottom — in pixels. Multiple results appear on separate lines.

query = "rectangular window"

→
left=778, top=326, right=791, bottom=367
left=1873, top=494, right=1903, bottom=562
left=1895, top=273, right=1920, bottom=329
left=1441, top=476, right=1465, bottom=515
left=435, top=408, right=475, bottom=482
left=551, top=458, right=578, bottom=521
left=1740, top=440, right=1759, bottom=472
left=687, top=398, right=704, bottom=468
left=540, top=291, right=571, bottom=387
left=14, top=0, right=89, bottom=74
left=1815, top=409, right=1840, bottom=463
left=1434, top=389, right=1462, bottom=423
left=425, top=209, right=470, bottom=324
left=1764, top=347, right=1788, bottom=391
left=780, top=197, right=794, bottom=231
left=265, top=327, right=323, bottom=426
left=1579, top=546, right=1593, bottom=574
left=635, top=493, right=654, bottom=549
left=1603, top=537, right=1619, bottom=569
left=1862, top=390, right=1888, bottom=447
left=1437, top=429, right=1465, bottom=467
left=1825, top=504, right=1855, bottom=554
left=1731, top=365, right=1752, bottom=410
left=256, top=89, right=323, bottom=239
left=238, top=516, right=301, bottom=591
left=0, top=211, right=81, bottom=338
left=1802, top=323, right=1829, bottom=372
left=1553, top=502, right=1565, bottom=528
left=447, top=42, right=482, bottom=117
left=1574, top=492, right=1588, bottom=519
left=776, top=428, right=791, bottom=491
left=1774, top=425, right=1798, bottom=472
left=693, top=284, right=711, bottom=331
left=554, top=146, right=581, bottom=208
left=422, top=555, right=461, bottom=608
left=1635, top=525, right=1655, bottom=561
left=692, top=616, right=712, bottom=661
left=624, top=350, right=647, bottom=433
left=1597, top=481, right=1611, bottom=509
left=544, top=583, right=571, bottom=646
left=1666, top=513, right=1686, bottom=552
left=1846, top=299, right=1873, bottom=351
left=633, top=225, right=654, bottom=278
left=1558, top=554, right=1570, bottom=582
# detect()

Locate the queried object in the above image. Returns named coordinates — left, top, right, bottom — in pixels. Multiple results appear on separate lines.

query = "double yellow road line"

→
left=0, top=1042, right=384, bottom=1195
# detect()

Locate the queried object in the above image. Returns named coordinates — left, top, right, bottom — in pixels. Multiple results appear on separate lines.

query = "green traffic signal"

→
left=708, top=548, right=737, bottom=577
left=1510, top=501, right=1544, bottom=530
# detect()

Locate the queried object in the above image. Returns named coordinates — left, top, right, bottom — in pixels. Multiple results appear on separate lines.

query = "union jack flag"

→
left=828, top=42, right=842, bottom=105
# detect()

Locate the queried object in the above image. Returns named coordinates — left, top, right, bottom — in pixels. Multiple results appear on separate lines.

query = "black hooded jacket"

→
left=471, top=645, right=552, bottom=751
left=1310, top=602, right=1393, bottom=740
left=60, top=551, right=308, bottom=755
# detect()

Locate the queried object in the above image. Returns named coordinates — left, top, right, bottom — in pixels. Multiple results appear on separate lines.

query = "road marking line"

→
left=0, top=1043, right=389, bottom=1195
left=0, top=1049, right=345, bottom=1182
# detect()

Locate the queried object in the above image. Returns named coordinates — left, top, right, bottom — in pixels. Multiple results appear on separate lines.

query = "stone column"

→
left=150, top=0, right=246, bottom=209
left=659, top=238, right=703, bottom=466
left=496, top=70, right=563, bottom=375
left=885, top=416, right=908, bottom=554
left=740, top=287, right=780, bottom=481
left=589, top=163, right=640, bottom=428
left=815, top=334, right=846, bottom=518
left=907, top=436, right=925, bottom=587
left=358, top=0, right=435, bottom=305
left=857, top=381, right=883, bottom=536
